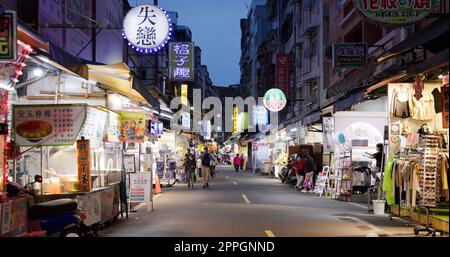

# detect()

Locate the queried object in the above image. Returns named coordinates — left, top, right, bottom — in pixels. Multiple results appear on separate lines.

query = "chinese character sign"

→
left=106, top=111, right=120, bottom=142
left=169, top=42, right=195, bottom=81
left=123, top=4, right=171, bottom=53
left=333, top=43, right=368, bottom=68
left=119, top=112, right=146, bottom=143
left=0, top=11, right=16, bottom=61
left=78, top=107, right=108, bottom=148
left=129, top=172, right=152, bottom=203
left=355, top=0, right=438, bottom=26
left=13, top=105, right=86, bottom=146
left=77, top=139, right=91, bottom=192
left=276, top=54, right=291, bottom=94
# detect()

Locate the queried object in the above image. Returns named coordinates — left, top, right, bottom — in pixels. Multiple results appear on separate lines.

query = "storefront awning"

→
left=405, top=48, right=449, bottom=79
left=17, top=24, right=50, bottom=52
left=326, top=60, right=377, bottom=98
left=378, top=17, right=449, bottom=62
left=302, top=111, right=321, bottom=126
left=334, top=87, right=367, bottom=112
left=87, top=63, right=147, bottom=104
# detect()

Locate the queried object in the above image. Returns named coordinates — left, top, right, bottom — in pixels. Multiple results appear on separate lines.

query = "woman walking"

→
left=233, top=154, right=241, bottom=173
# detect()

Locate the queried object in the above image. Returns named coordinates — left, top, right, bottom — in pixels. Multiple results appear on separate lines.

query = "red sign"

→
left=276, top=54, right=290, bottom=94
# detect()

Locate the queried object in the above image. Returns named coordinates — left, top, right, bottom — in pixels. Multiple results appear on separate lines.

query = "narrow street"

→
left=100, top=165, right=413, bottom=237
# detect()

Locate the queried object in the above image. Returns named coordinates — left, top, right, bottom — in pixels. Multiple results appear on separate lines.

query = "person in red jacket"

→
left=233, top=154, right=241, bottom=173
left=292, top=154, right=306, bottom=190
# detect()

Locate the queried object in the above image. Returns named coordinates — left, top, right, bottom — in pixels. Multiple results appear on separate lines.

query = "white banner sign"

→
left=129, top=172, right=152, bottom=203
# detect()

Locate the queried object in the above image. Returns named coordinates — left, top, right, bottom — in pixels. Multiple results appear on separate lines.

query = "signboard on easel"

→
left=129, top=172, right=153, bottom=212
left=315, top=166, right=330, bottom=197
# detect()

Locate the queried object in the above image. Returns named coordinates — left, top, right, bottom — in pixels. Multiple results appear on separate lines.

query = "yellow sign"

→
left=199, top=144, right=204, bottom=153
left=77, top=139, right=91, bottom=192
left=233, top=106, right=238, bottom=134
left=181, top=84, right=188, bottom=105
left=119, top=112, right=146, bottom=143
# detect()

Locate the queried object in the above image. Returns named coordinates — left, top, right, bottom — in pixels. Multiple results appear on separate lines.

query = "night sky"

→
left=130, top=0, right=252, bottom=87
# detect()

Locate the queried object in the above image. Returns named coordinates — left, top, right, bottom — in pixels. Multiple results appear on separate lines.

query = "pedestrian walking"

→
left=196, top=155, right=202, bottom=179
left=200, top=150, right=212, bottom=188
left=233, top=154, right=241, bottom=173
left=303, top=153, right=315, bottom=192
left=240, top=155, right=245, bottom=171
left=210, top=152, right=218, bottom=178
left=292, top=154, right=306, bottom=190
left=184, top=151, right=196, bottom=188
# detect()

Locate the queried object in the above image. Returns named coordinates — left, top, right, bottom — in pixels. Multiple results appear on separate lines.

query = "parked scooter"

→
left=8, top=175, right=91, bottom=237
left=279, top=162, right=297, bottom=184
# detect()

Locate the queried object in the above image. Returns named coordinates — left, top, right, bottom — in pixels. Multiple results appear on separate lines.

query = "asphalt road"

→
left=99, top=165, right=414, bottom=237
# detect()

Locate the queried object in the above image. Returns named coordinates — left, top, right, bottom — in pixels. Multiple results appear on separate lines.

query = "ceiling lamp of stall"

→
left=32, top=67, right=44, bottom=77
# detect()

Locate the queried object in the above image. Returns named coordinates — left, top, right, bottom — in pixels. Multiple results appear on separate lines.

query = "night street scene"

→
left=0, top=0, right=449, bottom=251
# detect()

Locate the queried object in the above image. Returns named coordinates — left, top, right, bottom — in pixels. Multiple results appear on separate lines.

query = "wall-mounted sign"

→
left=354, top=0, right=438, bottom=26
left=333, top=43, right=368, bottom=68
left=276, top=54, right=291, bottom=94
left=119, top=112, right=146, bottom=143
left=181, top=111, right=190, bottom=129
left=122, top=4, right=172, bottom=53
left=253, top=105, right=269, bottom=125
left=263, top=88, right=287, bottom=112
left=13, top=104, right=86, bottom=146
left=77, top=139, right=91, bottom=192
left=0, top=11, right=16, bottom=62
left=169, top=42, right=195, bottom=81
left=106, top=111, right=120, bottom=142
left=149, top=120, right=163, bottom=135
left=124, top=154, right=136, bottom=173
left=233, top=106, right=238, bottom=134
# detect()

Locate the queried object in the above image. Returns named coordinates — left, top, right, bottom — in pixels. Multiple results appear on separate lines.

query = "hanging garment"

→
left=401, top=161, right=412, bottom=206
left=383, top=155, right=395, bottom=206
left=412, top=162, right=422, bottom=207
left=391, top=86, right=411, bottom=118
left=431, top=88, right=443, bottom=113
left=413, top=77, right=424, bottom=100
left=410, top=90, right=435, bottom=121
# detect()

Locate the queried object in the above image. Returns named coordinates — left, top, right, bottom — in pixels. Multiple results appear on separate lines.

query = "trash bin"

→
left=372, top=200, right=386, bottom=216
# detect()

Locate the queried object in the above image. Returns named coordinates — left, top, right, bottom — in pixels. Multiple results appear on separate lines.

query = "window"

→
left=310, top=80, right=319, bottom=104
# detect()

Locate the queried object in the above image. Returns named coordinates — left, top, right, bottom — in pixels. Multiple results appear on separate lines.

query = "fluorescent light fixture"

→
left=439, top=74, right=443, bottom=79
left=33, top=68, right=44, bottom=77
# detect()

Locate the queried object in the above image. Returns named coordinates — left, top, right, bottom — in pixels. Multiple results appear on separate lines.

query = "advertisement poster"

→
left=0, top=11, right=17, bottom=61
left=13, top=104, right=86, bottom=146
left=333, top=43, right=368, bottom=68
left=323, top=117, right=335, bottom=154
left=106, top=111, right=120, bottom=142
left=124, top=154, right=136, bottom=173
left=169, top=42, right=195, bottom=81
left=149, top=121, right=164, bottom=135
left=119, top=112, right=145, bottom=143
left=156, top=161, right=165, bottom=178
left=78, top=107, right=108, bottom=148
left=77, top=139, right=91, bottom=192
left=129, top=172, right=152, bottom=203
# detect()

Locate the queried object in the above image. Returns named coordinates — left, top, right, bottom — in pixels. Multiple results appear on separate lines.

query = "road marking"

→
left=366, top=233, right=379, bottom=237
left=225, top=176, right=230, bottom=179
left=233, top=181, right=239, bottom=185
left=265, top=230, right=275, bottom=237
left=242, top=194, right=251, bottom=204
left=349, top=202, right=368, bottom=210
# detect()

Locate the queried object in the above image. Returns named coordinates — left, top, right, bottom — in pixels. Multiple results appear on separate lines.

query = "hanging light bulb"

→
left=33, top=68, right=44, bottom=77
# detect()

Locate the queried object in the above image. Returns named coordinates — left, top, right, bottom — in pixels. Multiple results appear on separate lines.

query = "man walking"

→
left=184, top=150, right=196, bottom=188
left=233, top=154, right=241, bottom=173
left=201, top=150, right=212, bottom=188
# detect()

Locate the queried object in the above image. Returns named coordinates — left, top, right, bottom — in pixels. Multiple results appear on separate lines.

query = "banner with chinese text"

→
left=276, top=54, right=290, bottom=94
left=0, top=11, right=16, bottom=61
left=119, top=112, right=146, bottom=142
left=169, top=42, right=195, bottom=81
left=77, top=139, right=91, bottom=192
left=13, top=104, right=86, bottom=146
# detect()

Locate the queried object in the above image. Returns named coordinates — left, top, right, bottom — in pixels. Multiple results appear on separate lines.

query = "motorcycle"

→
left=279, top=162, right=297, bottom=184
left=8, top=175, right=91, bottom=237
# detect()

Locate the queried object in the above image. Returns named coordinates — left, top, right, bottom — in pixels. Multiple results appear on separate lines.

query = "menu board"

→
left=106, top=111, right=120, bottom=142
left=78, top=107, right=108, bottom=148
left=129, top=172, right=152, bottom=203
left=13, top=104, right=86, bottom=146
left=119, top=112, right=145, bottom=143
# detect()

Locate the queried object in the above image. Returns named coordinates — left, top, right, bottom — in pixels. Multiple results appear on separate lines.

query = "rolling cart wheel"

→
left=414, top=228, right=419, bottom=235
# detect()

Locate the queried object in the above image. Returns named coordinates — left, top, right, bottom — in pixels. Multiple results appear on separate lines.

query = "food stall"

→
left=10, top=104, right=124, bottom=229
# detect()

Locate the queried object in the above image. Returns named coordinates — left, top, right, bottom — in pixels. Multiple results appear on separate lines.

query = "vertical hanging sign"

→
left=77, top=139, right=91, bottom=192
left=169, top=42, right=195, bottom=81
left=276, top=54, right=290, bottom=94
left=0, top=10, right=17, bottom=62
left=233, top=106, right=238, bottom=134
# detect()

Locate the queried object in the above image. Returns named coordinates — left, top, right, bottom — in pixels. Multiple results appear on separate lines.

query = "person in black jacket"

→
left=200, top=150, right=212, bottom=188
left=184, top=151, right=196, bottom=188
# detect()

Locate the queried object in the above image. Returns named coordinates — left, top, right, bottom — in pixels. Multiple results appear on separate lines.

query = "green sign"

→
left=263, top=88, right=287, bottom=112
left=0, top=11, right=17, bottom=61
left=354, top=0, right=438, bottom=26
left=169, top=42, right=195, bottom=81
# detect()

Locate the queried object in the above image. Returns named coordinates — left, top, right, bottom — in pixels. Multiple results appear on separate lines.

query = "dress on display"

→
left=410, top=89, right=435, bottom=121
